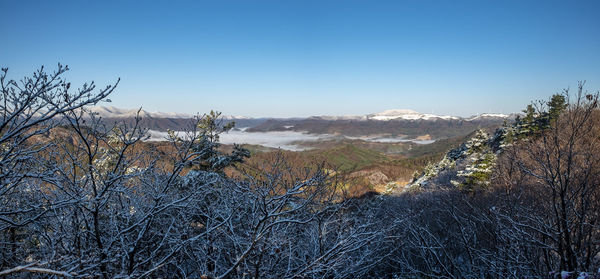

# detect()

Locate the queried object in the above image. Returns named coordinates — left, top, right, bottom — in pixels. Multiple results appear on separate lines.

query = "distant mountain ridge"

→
left=88, top=106, right=514, bottom=139
left=246, top=109, right=514, bottom=139
left=87, top=106, right=249, bottom=120
left=85, top=106, right=261, bottom=132
left=88, top=106, right=511, bottom=122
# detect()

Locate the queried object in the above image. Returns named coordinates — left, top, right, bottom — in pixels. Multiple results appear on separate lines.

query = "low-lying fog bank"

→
left=146, top=129, right=435, bottom=151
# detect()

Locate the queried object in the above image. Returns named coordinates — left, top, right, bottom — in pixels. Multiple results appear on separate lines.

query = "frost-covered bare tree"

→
left=370, top=191, right=510, bottom=279
left=355, top=87, right=600, bottom=279
left=0, top=65, right=118, bottom=274
left=9, top=64, right=598, bottom=279
left=0, top=65, right=387, bottom=278
left=160, top=152, right=387, bottom=279
left=492, top=84, right=600, bottom=274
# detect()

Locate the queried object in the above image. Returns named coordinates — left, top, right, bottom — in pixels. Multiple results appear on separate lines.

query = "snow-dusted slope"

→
left=87, top=106, right=246, bottom=119
left=466, top=113, right=511, bottom=121
left=367, top=109, right=460, bottom=121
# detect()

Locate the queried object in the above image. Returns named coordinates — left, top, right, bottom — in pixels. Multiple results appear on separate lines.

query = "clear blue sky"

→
left=1, top=0, right=599, bottom=117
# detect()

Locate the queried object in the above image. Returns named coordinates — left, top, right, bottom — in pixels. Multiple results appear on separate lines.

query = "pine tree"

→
left=547, top=93, right=567, bottom=123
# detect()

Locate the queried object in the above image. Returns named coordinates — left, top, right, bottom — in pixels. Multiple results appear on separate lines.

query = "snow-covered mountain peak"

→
left=368, top=109, right=459, bottom=121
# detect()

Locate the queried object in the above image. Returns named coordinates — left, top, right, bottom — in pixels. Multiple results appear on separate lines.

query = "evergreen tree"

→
left=547, top=93, right=567, bottom=123
left=194, top=111, right=249, bottom=172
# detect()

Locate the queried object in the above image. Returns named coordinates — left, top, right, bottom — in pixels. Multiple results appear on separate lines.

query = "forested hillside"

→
left=248, top=116, right=507, bottom=139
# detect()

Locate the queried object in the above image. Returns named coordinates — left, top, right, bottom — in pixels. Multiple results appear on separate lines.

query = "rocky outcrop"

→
left=396, top=127, right=509, bottom=192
